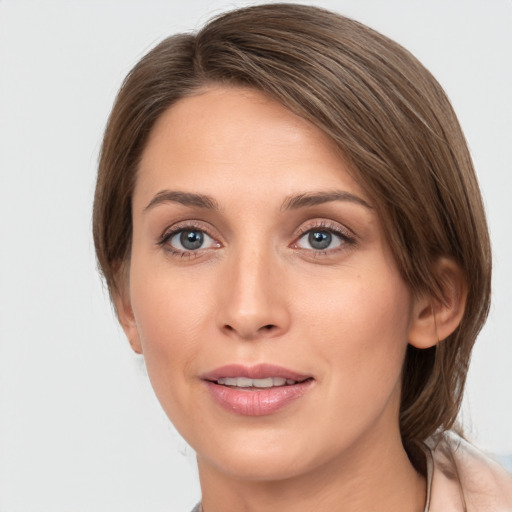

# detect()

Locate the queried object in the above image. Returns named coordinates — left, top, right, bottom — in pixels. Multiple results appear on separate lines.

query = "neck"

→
left=197, top=426, right=426, bottom=512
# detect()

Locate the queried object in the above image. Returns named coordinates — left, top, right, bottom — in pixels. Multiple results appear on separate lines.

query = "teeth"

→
left=237, top=377, right=253, bottom=387
left=267, top=377, right=286, bottom=387
left=217, top=377, right=295, bottom=388
left=253, top=377, right=274, bottom=388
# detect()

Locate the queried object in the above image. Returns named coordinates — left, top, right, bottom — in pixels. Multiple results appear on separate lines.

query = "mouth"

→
left=202, top=364, right=314, bottom=416
left=214, top=376, right=311, bottom=389
left=202, top=363, right=313, bottom=387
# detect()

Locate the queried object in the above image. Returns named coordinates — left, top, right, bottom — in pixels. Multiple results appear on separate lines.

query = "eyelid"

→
left=291, top=219, right=357, bottom=252
left=157, top=220, right=222, bottom=255
left=294, top=219, right=356, bottom=240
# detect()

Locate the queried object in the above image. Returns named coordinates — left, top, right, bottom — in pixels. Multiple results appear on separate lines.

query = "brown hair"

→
left=93, top=3, right=491, bottom=449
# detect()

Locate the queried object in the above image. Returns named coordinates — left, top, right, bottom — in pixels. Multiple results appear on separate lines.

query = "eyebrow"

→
left=143, top=189, right=372, bottom=213
left=144, top=190, right=219, bottom=212
left=281, top=191, right=372, bottom=210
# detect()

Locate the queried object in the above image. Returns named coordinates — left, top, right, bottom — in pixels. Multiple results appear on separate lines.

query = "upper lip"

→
left=201, top=363, right=312, bottom=382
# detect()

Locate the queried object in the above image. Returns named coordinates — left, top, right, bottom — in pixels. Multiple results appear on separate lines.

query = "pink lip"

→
left=202, top=364, right=314, bottom=416
left=201, top=363, right=313, bottom=381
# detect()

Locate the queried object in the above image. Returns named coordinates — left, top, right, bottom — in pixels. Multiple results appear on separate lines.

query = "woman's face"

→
left=124, top=87, right=417, bottom=481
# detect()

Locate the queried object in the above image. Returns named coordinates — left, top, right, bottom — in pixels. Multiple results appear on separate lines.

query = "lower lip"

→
left=204, top=380, right=313, bottom=416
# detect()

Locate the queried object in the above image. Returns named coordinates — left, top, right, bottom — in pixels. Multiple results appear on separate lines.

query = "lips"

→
left=202, top=364, right=314, bottom=416
left=202, top=363, right=311, bottom=382
left=216, top=376, right=298, bottom=388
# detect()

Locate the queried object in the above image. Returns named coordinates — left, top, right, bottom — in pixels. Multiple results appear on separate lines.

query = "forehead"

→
left=134, top=86, right=368, bottom=211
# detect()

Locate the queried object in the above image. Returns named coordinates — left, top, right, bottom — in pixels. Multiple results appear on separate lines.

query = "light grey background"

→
left=0, top=1, right=510, bottom=510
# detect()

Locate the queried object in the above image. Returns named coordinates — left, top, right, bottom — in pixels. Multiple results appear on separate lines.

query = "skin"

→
left=116, top=86, right=446, bottom=512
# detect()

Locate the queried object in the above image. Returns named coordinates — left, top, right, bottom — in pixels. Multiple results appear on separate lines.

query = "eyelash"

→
left=293, top=221, right=357, bottom=255
left=157, top=220, right=356, bottom=258
left=157, top=221, right=219, bottom=258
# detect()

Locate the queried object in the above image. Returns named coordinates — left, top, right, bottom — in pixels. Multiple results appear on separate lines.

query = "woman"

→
left=93, top=4, right=512, bottom=511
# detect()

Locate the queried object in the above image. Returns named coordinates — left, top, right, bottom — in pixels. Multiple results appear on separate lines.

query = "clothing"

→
left=191, top=431, right=512, bottom=511
left=425, top=431, right=512, bottom=511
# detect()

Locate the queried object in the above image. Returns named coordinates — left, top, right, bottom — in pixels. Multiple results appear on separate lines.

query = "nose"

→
left=216, top=246, right=291, bottom=341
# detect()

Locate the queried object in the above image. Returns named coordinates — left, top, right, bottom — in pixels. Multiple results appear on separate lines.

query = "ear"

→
left=408, top=258, right=467, bottom=349
left=112, top=267, right=143, bottom=354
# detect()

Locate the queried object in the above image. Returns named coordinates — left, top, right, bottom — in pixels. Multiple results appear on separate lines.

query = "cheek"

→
left=128, top=262, right=212, bottom=399
left=297, top=269, right=413, bottom=393
left=130, top=248, right=212, bottom=340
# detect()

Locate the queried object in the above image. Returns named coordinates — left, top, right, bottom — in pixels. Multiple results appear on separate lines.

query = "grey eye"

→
left=308, top=231, right=332, bottom=250
left=296, top=229, right=343, bottom=251
left=169, top=229, right=215, bottom=251
left=180, top=230, right=204, bottom=250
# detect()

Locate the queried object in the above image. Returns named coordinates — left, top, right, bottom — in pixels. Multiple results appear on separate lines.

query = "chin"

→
left=192, top=419, right=350, bottom=484
left=199, top=444, right=315, bottom=482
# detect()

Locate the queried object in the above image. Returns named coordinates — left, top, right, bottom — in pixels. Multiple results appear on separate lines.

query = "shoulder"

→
left=425, top=430, right=512, bottom=511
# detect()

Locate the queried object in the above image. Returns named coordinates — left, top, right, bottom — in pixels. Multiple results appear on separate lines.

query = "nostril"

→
left=220, top=321, right=284, bottom=339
